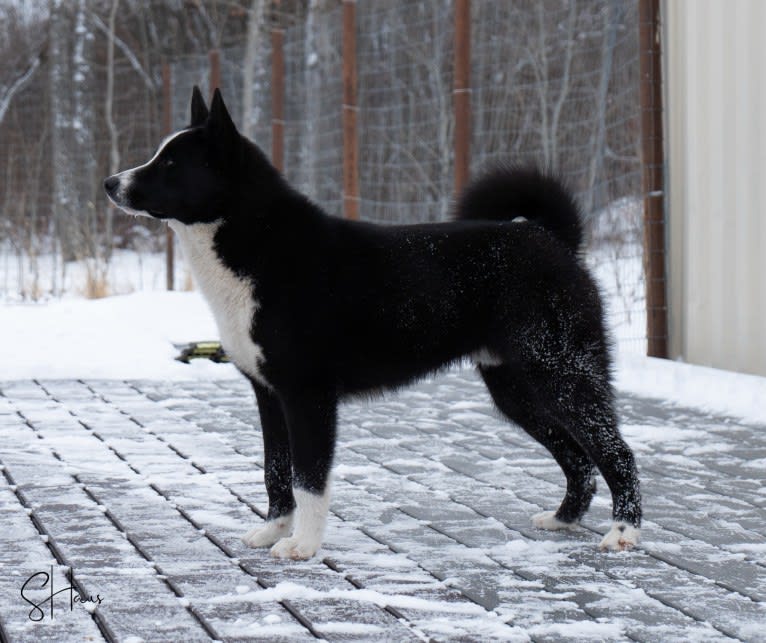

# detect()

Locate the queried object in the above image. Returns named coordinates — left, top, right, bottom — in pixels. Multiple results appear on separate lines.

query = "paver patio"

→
left=0, top=369, right=764, bottom=641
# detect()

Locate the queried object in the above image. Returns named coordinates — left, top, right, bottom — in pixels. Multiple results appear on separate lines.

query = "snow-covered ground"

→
left=1, top=370, right=764, bottom=641
left=1, top=290, right=228, bottom=381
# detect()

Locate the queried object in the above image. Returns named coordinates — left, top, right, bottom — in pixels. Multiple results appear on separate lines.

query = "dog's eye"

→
left=162, top=159, right=175, bottom=169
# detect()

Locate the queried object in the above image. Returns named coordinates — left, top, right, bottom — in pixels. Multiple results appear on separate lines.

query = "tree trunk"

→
left=302, top=0, right=323, bottom=197
left=104, top=0, right=120, bottom=263
left=241, top=0, right=264, bottom=138
left=49, top=0, right=76, bottom=264
left=584, top=0, right=621, bottom=216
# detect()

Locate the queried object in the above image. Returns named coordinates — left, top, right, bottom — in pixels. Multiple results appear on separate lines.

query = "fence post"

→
left=342, top=0, right=359, bottom=220
left=271, top=25, right=285, bottom=172
left=162, top=61, right=174, bottom=291
left=639, top=0, right=668, bottom=358
left=209, top=49, right=221, bottom=99
left=454, top=0, right=471, bottom=195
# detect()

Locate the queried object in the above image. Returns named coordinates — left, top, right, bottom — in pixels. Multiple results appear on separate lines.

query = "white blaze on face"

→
left=107, top=129, right=190, bottom=217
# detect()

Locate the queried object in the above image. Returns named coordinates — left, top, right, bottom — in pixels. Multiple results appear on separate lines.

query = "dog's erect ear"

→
left=190, top=86, right=209, bottom=127
left=208, top=88, right=239, bottom=148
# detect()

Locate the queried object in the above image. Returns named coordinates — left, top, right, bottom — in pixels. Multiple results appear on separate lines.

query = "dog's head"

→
left=104, top=87, right=242, bottom=224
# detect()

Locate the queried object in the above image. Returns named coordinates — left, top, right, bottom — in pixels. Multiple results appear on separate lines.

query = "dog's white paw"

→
left=270, top=535, right=321, bottom=560
left=242, top=516, right=293, bottom=548
left=532, top=510, right=578, bottom=531
left=599, top=522, right=640, bottom=552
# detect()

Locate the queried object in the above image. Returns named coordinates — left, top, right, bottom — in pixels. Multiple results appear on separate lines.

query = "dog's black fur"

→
left=105, top=87, right=641, bottom=557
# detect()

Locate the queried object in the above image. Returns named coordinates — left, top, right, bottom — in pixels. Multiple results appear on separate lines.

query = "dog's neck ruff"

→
left=169, top=220, right=267, bottom=385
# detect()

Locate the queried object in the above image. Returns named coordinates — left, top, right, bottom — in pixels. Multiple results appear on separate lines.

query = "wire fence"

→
left=0, top=0, right=656, bottom=354
left=357, top=2, right=455, bottom=224
left=283, top=5, right=345, bottom=215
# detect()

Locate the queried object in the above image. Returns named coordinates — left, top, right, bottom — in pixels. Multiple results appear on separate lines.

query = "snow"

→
left=207, top=580, right=489, bottom=615
left=2, top=361, right=762, bottom=641
left=617, top=351, right=766, bottom=424
left=0, top=290, right=238, bottom=381
left=530, top=620, right=625, bottom=640
left=311, top=622, right=383, bottom=634
left=262, top=613, right=282, bottom=624
left=0, top=248, right=175, bottom=303
left=587, top=197, right=647, bottom=355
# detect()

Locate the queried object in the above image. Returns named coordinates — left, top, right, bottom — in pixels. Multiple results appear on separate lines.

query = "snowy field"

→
left=1, top=239, right=766, bottom=640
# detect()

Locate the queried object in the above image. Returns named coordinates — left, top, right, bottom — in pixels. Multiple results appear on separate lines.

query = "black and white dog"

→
left=105, top=87, right=641, bottom=559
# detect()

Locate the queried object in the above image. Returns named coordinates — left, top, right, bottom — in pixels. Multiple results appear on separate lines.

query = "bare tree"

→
left=49, top=0, right=76, bottom=265
left=0, top=3, right=47, bottom=126
left=241, top=0, right=265, bottom=137
left=301, top=0, right=336, bottom=198
left=549, top=0, right=577, bottom=169
left=104, top=0, right=121, bottom=265
left=584, top=0, right=621, bottom=215
left=0, top=53, right=43, bottom=126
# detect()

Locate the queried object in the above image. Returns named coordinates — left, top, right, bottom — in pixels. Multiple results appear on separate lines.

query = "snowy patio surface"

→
left=1, top=370, right=765, bottom=642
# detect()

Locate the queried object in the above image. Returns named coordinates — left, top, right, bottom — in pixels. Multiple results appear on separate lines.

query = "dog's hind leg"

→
left=481, top=363, right=641, bottom=550
left=479, top=364, right=597, bottom=529
left=552, top=376, right=641, bottom=551
left=269, top=388, right=337, bottom=560
left=242, top=382, right=295, bottom=548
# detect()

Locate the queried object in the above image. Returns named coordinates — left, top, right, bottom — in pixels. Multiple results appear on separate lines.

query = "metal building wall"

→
left=665, top=0, right=766, bottom=376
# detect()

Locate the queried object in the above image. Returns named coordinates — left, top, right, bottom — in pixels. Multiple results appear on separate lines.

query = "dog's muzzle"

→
left=104, top=175, right=119, bottom=196
left=103, top=173, right=152, bottom=218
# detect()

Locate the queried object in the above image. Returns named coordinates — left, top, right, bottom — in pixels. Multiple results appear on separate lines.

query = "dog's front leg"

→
left=243, top=382, right=295, bottom=548
left=270, top=388, right=337, bottom=560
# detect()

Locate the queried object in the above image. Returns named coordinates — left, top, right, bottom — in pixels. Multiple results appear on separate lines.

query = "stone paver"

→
left=0, top=369, right=764, bottom=641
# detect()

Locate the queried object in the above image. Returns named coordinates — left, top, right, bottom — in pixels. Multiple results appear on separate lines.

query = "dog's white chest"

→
left=170, top=221, right=267, bottom=384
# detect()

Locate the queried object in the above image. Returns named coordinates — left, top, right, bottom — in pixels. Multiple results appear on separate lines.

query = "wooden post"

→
left=639, top=0, right=668, bottom=358
left=342, top=0, right=359, bottom=220
left=209, top=49, right=221, bottom=99
left=162, top=61, right=174, bottom=291
left=453, top=0, right=471, bottom=195
left=271, top=27, right=285, bottom=172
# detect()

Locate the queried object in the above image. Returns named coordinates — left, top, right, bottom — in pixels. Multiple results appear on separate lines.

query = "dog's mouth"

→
left=105, top=193, right=163, bottom=220
left=104, top=175, right=162, bottom=218
left=110, top=200, right=154, bottom=219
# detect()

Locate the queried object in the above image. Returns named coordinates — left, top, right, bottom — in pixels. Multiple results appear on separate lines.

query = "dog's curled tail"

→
left=455, top=166, right=583, bottom=254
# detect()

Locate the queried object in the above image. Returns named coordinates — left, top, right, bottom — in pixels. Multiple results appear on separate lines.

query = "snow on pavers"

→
left=0, top=369, right=764, bottom=641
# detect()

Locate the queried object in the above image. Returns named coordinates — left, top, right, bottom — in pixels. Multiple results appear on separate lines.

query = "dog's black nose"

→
left=103, top=175, right=119, bottom=195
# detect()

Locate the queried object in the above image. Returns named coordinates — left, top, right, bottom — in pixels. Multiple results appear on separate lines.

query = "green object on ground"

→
left=174, top=341, right=229, bottom=363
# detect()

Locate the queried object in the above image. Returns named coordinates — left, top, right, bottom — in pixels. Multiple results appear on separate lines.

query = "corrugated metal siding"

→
left=665, top=0, right=766, bottom=375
